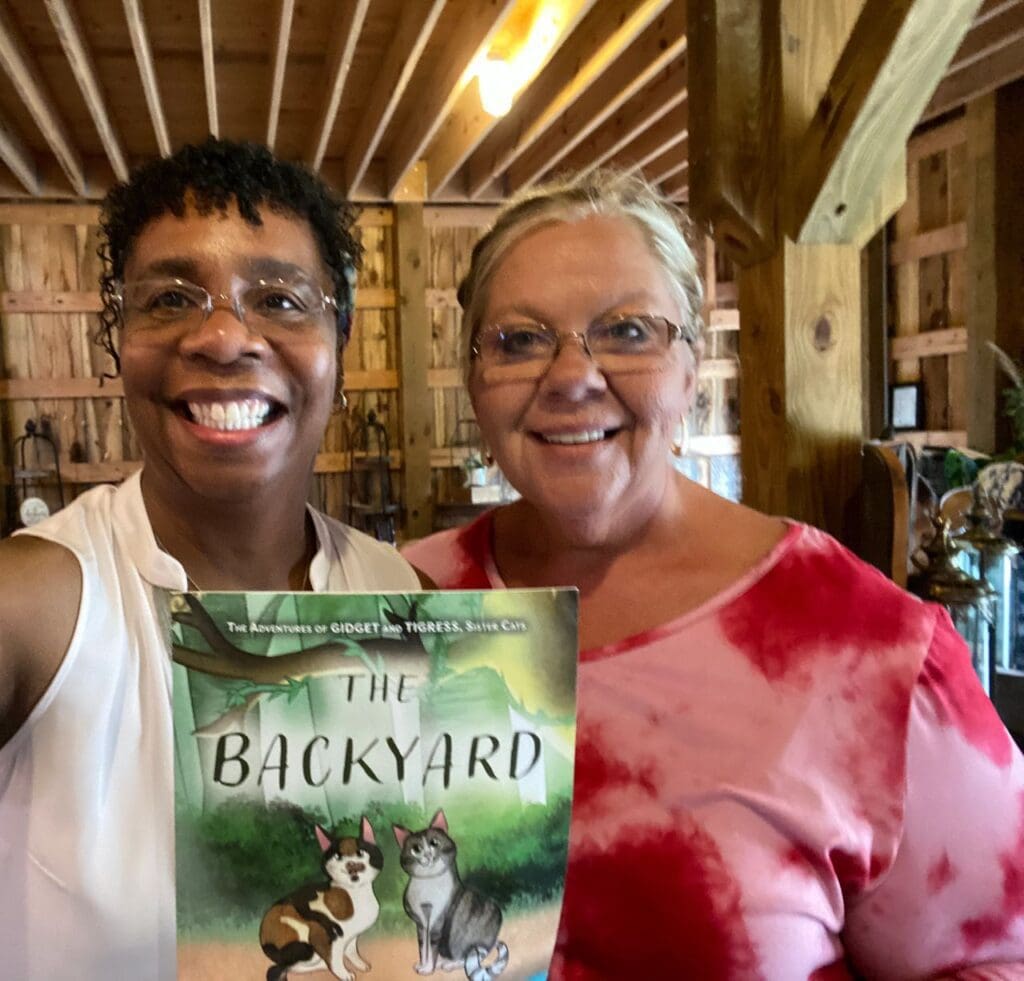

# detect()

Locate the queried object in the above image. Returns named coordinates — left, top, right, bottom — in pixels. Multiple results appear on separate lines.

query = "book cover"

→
left=171, top=589, right=578, bottom=981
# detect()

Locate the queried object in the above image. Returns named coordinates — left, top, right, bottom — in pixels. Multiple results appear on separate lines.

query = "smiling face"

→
left=469, top=214, right=697, bottom=538
left=119, top=201, right=338, bottom=508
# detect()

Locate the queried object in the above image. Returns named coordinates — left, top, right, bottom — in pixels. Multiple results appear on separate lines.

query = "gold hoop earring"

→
left=336, top=391, right=348, bottom=412
left=671, top=416, right=689, bottom=458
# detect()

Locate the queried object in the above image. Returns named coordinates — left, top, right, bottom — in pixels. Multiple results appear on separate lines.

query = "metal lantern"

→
left=955, top=494, right=1019, bottom=673
left=912, top=516, right=996, bottom=695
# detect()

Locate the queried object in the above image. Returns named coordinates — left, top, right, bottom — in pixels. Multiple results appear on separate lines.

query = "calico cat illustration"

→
left=393, top=810, right=509, bottom=979
left=259, top=816, right=383, bottom=981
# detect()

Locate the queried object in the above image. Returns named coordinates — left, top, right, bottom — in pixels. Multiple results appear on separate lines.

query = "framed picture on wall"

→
left=891, top=382, right=923, bottom=431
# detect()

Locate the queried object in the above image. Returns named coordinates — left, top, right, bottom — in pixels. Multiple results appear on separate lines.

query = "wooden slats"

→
left=465, top=0, right=670, bottom=198
left=307, top=0, right=371, bottom=169
left=0, top=3, right=86, bottom=194
left=505, top=4, right=687, bottom=194
left=924, top=23, right=1024, bottom=120
left=889, top=326, right=967, bottom=359
left=0, top=111, right=39, bottom=195
left=385, top=0, right=516, bottom=196
left=907, top=115, right=967, bottom=163
left=949, top=0, right=1024, bottom=73
left=44, top=0, right=129, bottom=182
left=198, top=0, right=219, bottom=137
left=265, top=0, right=295, bottom=149
left=122, top=0, right=171, bottom=156
left=888, top=222, right=967, bottom=264
left=344, top=0, right=447, bottom=194
left=543, top=58, right=688, bottom=179
left=423, top=0, right=599, bottom=196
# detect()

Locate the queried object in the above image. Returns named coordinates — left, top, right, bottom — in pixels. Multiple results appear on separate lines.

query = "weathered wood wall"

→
left=0, top=202, right=743, bottom=538
left=889, top=114, right=969, bottom=449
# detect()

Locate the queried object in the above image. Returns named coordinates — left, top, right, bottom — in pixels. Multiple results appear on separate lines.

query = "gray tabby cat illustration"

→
left=393, top=810, right=509, bottom=979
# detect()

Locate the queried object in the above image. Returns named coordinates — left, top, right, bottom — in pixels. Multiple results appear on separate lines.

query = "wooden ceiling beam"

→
left=790, top=0, right=982, bottom=245
left=198, top=0, right=218, bottom=137
left=385, top=0, right=516, bottom=197
left=643, top=140, right=688, bottom=185
left=505, top=4, right=686, bottom=195
left=0, top=112, right=39, bottom=195
left=122, top=0, right=171, bottom=156
left=924, top=31, right=1024, bottom=120
left=343, top=0, right=447, bottom=194
left=423, top=0, right=599, bottom=197
left=613, top=123, right=687, bottom=178
left=308, top=0, right=372, bottom=170
left=465, top=0, right=670, bottom=198
left=0, top=3, right=86, bottom=195
left=266, top=0, right=295, bottom=149
left=538, top=56, right=686, bottom=180
left=951, top=0, right=1024, bottom=72
left=44, top=0, right=128, bottom=182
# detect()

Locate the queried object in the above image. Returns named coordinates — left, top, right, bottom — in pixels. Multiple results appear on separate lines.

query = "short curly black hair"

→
left=96, top=137, right=362, bottom=370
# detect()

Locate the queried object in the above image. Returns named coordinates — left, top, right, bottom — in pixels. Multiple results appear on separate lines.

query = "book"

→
left=171, top=588, right=578, bottom=981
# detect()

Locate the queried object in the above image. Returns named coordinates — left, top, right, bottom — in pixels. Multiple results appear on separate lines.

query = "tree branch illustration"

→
left=171, top=595, right=430, bottom=731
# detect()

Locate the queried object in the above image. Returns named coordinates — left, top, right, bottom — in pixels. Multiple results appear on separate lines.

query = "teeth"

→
left=187, top=398, right=272, bottom=431
left=543, top=429, right=607, bottom=445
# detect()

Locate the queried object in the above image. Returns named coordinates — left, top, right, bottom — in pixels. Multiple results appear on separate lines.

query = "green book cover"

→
left=171, top=589, right=578, bottom=981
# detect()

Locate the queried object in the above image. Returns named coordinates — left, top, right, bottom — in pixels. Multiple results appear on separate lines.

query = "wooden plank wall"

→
left=0, top=204, right=744, bottom=537
left=889, top=114, right=969, bottom=449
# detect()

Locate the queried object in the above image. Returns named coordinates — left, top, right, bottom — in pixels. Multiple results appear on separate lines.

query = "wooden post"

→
left=862, top=228, right=888, bottom=438
left=688, top=0, right=977, bottom=534
left=394, top=203, right=434, bottom=539
left=967, top=80, right=1024, bottom=454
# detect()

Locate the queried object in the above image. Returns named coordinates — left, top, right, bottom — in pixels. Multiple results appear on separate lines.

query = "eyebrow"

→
left=129, top=256, right=323, bottom=284
left=490, top=292, right=661, bottom=325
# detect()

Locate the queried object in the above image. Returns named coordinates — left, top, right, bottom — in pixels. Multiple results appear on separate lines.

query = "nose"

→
left=346, top=861, right=365, bottom=875
left=177, top=299, right=268, bottom=365
left=540, top=331, right=607, bottom=398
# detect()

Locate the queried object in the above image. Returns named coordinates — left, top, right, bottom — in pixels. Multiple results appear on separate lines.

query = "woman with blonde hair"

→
left=403, top=169, right=1024, bottom=977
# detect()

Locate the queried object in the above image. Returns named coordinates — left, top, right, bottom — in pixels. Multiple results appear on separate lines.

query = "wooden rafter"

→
left=0, top=3, right=86, bottom=195
left=949, top=0, right=1024, bottom=73
left=644, top=140, right=688, bottom=184
left=423, top=0, right=598, bottom=197
left=662, top=168, right=687, bottom=199
left=198, top=0, right=218, bottom=137
left=505, top=4, right=686, bottom=195
left=308, top=0, right=372, bottom=170
left=385, top=0, right=516, bottom=197
left=122, top=0, right=171, bottom=156
left=924, top=14, right=1024, bottom=119
left=539, top=56, right=687, bottom=179
left=612, top=122, right=687, bottom=177
left=790, top=0, right=982, bottom=244
left=0, top=111, right=39, bottom=195
left=44, top=0, right=128, bottom=182
left=266, top=0, right=295, bottom=149
left=465, top=0, right=670, bottom=199
left=344, top=0, right=446, bottom=194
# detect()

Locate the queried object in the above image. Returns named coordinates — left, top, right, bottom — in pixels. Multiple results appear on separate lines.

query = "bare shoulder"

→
left=0, top=534, right=82, bottom=748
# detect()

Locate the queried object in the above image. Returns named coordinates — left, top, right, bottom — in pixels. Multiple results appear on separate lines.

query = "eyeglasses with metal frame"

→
left=115, top=276, right=338, bottom=332
left=470, top=314, right=694, bottom=381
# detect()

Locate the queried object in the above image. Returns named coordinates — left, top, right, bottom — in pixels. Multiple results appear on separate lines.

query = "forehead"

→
left=485, top=214, right=673, bottom=315
left=124, top=201, right=325, bottom=281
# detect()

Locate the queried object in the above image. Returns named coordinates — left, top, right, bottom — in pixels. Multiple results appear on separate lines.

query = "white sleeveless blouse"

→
left=0, top=472, right=419, bottom=980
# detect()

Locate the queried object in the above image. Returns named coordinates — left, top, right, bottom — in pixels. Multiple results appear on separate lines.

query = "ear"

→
left=393, top=825, right=410, bottom=848
left=315, top=825, right=333, bottom=853
left=430, top=809, right=448, bottom=833
left=360, top=815, right=376, bottom=845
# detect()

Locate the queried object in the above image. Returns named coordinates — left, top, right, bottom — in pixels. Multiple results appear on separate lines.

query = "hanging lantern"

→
left=955, top=493, right=1019, bottom=674
left=911, top=516, right=996, bottom=695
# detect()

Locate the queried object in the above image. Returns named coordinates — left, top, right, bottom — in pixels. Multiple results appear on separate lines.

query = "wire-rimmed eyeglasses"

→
left=115, top=275, right=338, bottom=332
left=470, top=314, right=693, bottom=382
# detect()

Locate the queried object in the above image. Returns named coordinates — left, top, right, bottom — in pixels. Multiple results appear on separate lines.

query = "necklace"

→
left=152, top=532, right=312, bottom=592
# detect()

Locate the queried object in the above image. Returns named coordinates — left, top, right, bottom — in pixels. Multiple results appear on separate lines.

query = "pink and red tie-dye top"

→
left=402, top=513, right=1024, bottom=979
